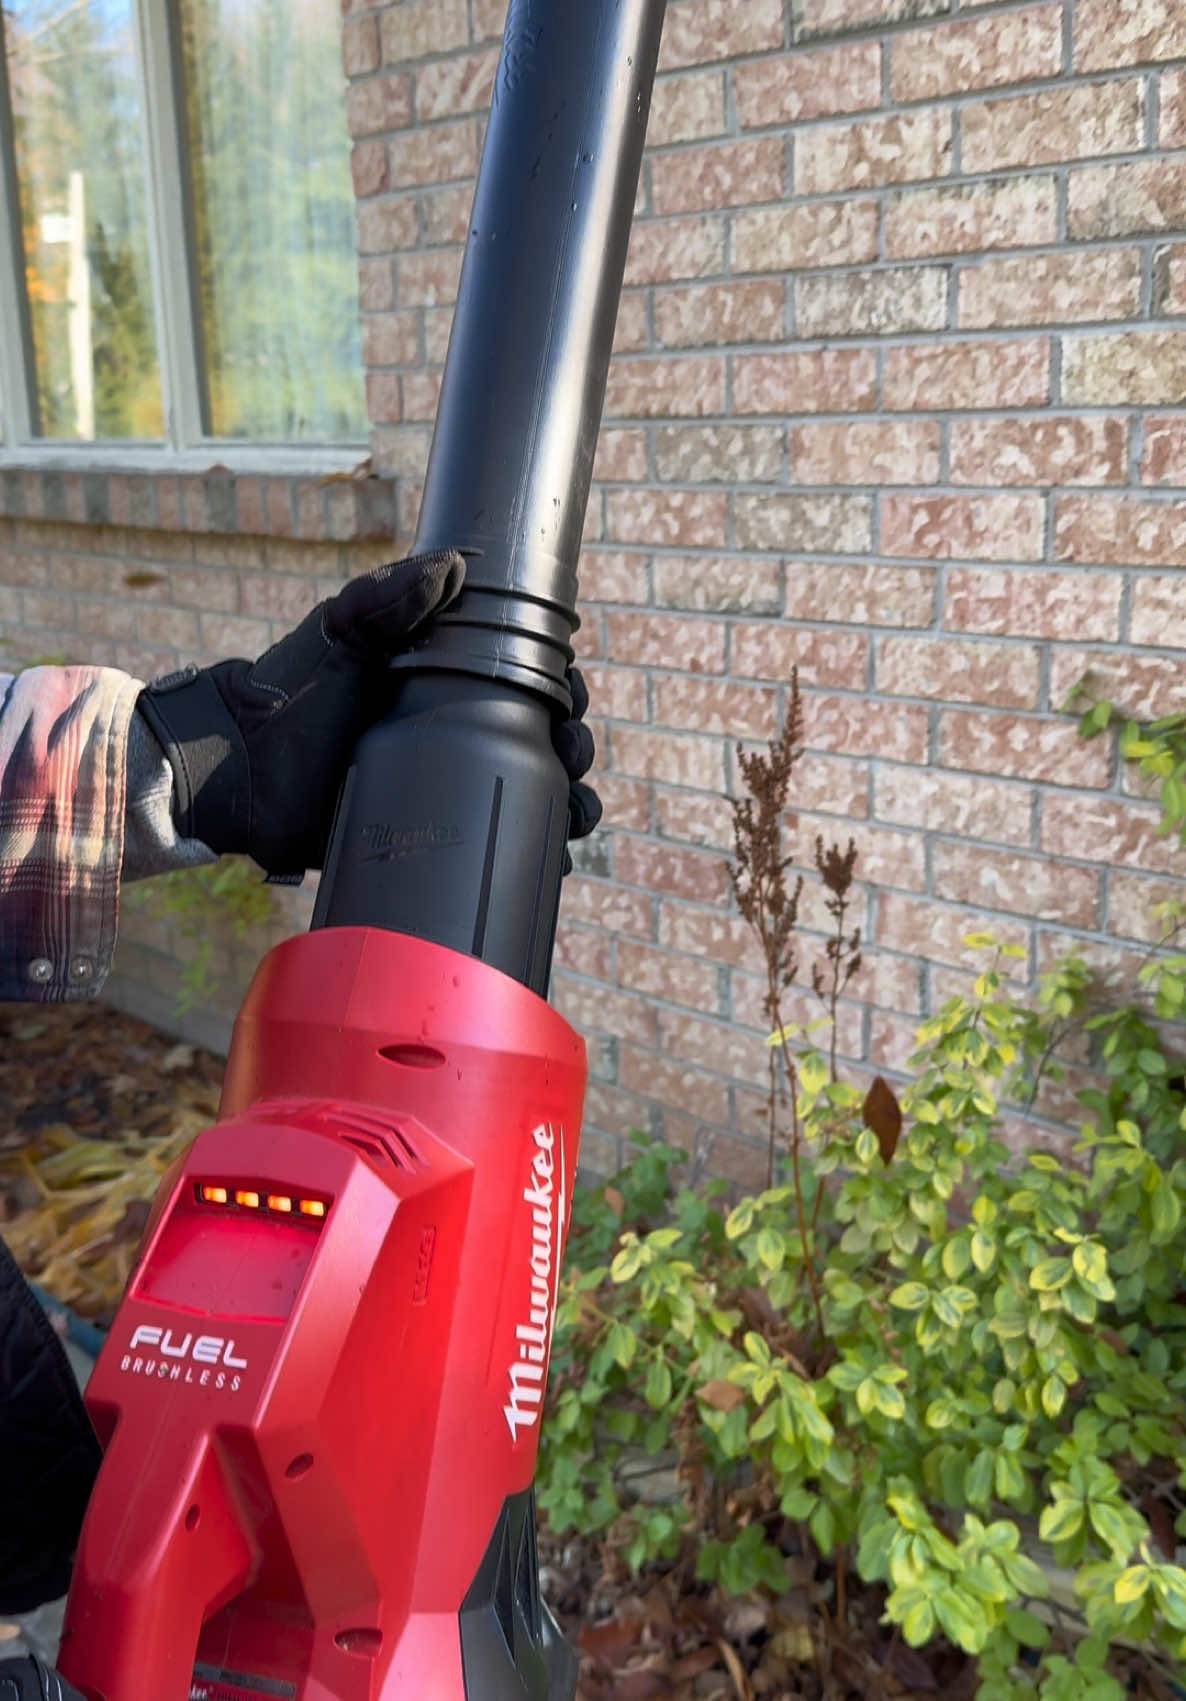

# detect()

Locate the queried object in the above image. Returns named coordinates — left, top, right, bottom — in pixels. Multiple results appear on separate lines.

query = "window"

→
left=0, top=0, right=366, bottom=457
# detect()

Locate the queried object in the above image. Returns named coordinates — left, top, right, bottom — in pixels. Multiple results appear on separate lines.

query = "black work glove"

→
left=556, top=664, right=601, bottom=872
left=0, top=1656, right=87, bottom=1700
left=138, top=550, right=466, bottom=878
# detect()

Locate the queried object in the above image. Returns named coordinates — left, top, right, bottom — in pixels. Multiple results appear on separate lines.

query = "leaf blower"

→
left=56, top=1, right=667, bottom=1695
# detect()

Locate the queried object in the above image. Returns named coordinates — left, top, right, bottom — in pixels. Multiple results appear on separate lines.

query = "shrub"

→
left=539, top=677, right=1186, bottom=1699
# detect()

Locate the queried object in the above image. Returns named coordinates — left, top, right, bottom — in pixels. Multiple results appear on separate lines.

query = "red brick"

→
left=1163, top=70, right=1186, bottom=147
left=795, top=809, right=927, bottom=892
left=736, top=492, right=873, bottom=555
left=945, top=566, right=1122, bottom=642
left=396, top=248, right=464, bottom=305
left=389, top=120, right=478, bottom=188
left=613, top=293, right=650, bottom=354
left=618, top=941, right=721, bottom=1012
left=1155, top=244, right=1186, bottom=316
left=652, top=674, right=780, bottom=739
left=552, top=974, right=660, bottom=1047
left=580, top=550, right=650, bottom=603
left=653, top=281, right=787, bottom=348
left=1131, top=575, right=1186, bottom=648
left=606, top=488, right=729, bottom=548
left=799, top=0, right=946, bottom=34
left=579, top=663, right=648, bottom=722
left=660, top=0, right=784, bottom=69
left=20, top=588, right=76, bottom=630
left=560, top=877, right=655, bottom=938
left=1107, top=873, right=1186, bottom=945
left=355, top=195, right=417, bottom=254
left=654, top=424, right=784, bottom=484
left=653, top=555, right=782, bottom=614
left=1069, top=159, right=1186, bottom=241
left=654, top=785, right=735, bottom=850
left=730, top=623, right=869, bottom=688
left=887, top=338, right=1053, bottom=411
left=733, top=349, right=877, bottom=415
left=784, top=561, right=937, bottom=628
left=414, top=49, right=498, bottom=120
left=361, top=310, right=420, bottom=367
left=1041, top=796, right=1182, bottom=876
left=1074, top=0, right=1186, bottom=69
left=346, top=73, right=412, bottom=138
left=136, top=605, right=201, bottom=649
left=886, top=176, right=1058, bottom=260
left=877, top=635, right=1041, bottom=709
left=624, top=215, right=726, bottom=286
left=553, top=922, right=613, bottom=983
left=795, top=110, right=952, bottom=195
left=611, top=727, right=727, bottom=790
left=240, top=574, right=323, bottom=623
left=351, top=140, right=388, bottom=198
left=1048, top=648, right=1186, bottom=721
left=651, top=138, right=785, bottom=215
left=197, top=612, right=273, bottom=657
left=341, top=14, right=380, bottom=75
left=891, top=6, right=1063, bottom=101
left=803, top=691, right=929, bottom=763
left=791, top=420, right=941, bottom=485
left=619, top=1045, right=730, bottom=1125
left=615, top=837, right=732, bottom=906
left=875, top=766, right=1033, bottom=847
left=950, top=417, right=1128, bottom=488
left=882, top=494, right=1045, bottom=562
left=933, top=844, right=1099, bottom=928
left=648, top=70, right=728, bottom=146
left=962, top=81, right=1144, bottom=173
left=596, top=774, right=653, bottom=832
left=732, top=201, right=879, bottom=275
left=594, top=429, right=649, bottom=485
left=656, top=1010, right=771, bottom=1090
left=958, top=250, right=1143, bottom=329
left=47, top=554, right=111, bottom=595
left=795, top=267, right=949, bottom=337
left=372, top=425, right=431, bottom=480
left=420, top=183, right=474, bottom=245
left=358, top=258, right=395, bottom=313
left=875, top=891, right=1031, bottom=972
left=380, top=0, right=468, bottom=61
left=734, top=41, right=881, bottom=126
left=605, top=357, right=726, bottom=418
left=470, top=0, right=506, bottom=42
left=1063, top=333, right=1186, bottom=406
left=1141, top=417, right=1186, bottom=485
left=937, top=710, right=1111, bottom=787
left=169, top=567, right=239, bottom=613
left=659, top=902, right=754, bottom=966
left=1055, top=494, right=1186, bottom=569
left=400, top=371, right=441, bottom=420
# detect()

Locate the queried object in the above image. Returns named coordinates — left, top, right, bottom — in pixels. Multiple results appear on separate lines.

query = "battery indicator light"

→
left=235, top=1190, right=261, bottom=1209
left=200, top=1185, right=228, bottom=1205
left=299, top=1199, right=327, bottom=1219
left=267, top=1194, right=294, bottom=1214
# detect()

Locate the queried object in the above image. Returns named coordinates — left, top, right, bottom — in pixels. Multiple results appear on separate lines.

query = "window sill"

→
left=0, top=450, right=398, bottom=544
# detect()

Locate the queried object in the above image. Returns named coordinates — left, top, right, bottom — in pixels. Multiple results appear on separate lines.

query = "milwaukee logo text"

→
left=119, top=1325, right=246, bottom=1391
left=504, top=1122, right=565, bottom=1443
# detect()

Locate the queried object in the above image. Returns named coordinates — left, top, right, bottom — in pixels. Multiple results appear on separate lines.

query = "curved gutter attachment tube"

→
left=312, top=0, right=668, bottom=996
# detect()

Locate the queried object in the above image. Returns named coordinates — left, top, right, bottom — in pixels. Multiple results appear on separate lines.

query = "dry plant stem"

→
left=773, top=1005, right=826, bottom=1349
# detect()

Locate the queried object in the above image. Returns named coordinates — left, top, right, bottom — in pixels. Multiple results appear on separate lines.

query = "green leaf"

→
left=934, top=1587, right=987, bottom=1654
left=971, top=1230, right=996, bottom=1273
left=890, top=1281, right=930, bottom=1311
left=901, top=1595, right=935, bottom=1645
left=1030, top=1257, right=1072, bottom=1293
left=1004, top=1608, right=1049, bottom=1649
left=1150, top=1176, right=1182, bottom=1244
left=756, top=1227, right=785, bottom=1270
left=995, top=1451, right=1026, bottom=1504
left=966, top=1450, right=994, bottom=1509
left=644, top=1358, right=672, bottom=1409
left=1088, top=1499, right=1136, bottom=1559
left=1113, top=1565, right=1150, bottom=1605
left=943, top=1236, right=971, bottom=1279
left=607, top=1322, right=637, bottom=1368
left=1039, top=1498, right=1084, bottom=1544
left=1072, top=1241, right=1107, bottom=1286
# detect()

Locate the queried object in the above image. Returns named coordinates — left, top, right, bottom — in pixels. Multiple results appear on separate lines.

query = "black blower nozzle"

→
left=312, top=0, right=667, bottom=995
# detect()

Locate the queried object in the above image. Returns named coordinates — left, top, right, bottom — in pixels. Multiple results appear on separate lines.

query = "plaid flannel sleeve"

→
left=0, top=665, right=144, bottom=1003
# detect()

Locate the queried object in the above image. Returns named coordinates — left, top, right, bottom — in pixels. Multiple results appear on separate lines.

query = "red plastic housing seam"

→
left=59, top=929, right=587, bottom=1701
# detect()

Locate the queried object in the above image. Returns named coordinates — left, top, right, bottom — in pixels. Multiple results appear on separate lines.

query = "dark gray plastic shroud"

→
left=312, top=0, right=668, bottom=997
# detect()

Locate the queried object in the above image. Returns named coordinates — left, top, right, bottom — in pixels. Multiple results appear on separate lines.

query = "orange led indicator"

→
left=299, top=1199, right=327, bottom=1219
left=200, top=1185, right=228, bottom=1205
left=267, top=1194, right=293, bottom=1214
left=235, top=1190, right=261, bottom=1209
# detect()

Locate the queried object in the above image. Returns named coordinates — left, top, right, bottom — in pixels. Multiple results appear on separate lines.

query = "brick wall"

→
left=3, top=0, right=1185, bottom=1187
left=347, top=0, right=1186, bottom=1185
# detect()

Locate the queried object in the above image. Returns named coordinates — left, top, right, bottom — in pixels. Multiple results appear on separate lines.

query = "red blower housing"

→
left=58, top=928, right=586, bottom=1701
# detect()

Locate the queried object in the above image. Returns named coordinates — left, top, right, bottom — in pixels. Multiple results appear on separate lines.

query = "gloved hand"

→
left=138, top=552, right=600, bottom=878
left=0, top=1655, right=86, bottom=1700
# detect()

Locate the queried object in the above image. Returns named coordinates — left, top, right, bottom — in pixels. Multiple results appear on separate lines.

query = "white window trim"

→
left=0, top=0, right=369, bottom=476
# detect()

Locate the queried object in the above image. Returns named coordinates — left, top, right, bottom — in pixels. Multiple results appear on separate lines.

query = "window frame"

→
left=0, top=0, right=368, bottom=475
